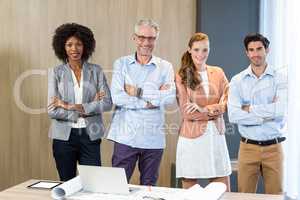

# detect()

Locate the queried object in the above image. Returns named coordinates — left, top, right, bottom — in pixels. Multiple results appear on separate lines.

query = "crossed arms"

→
left=110, top=59, right=176, bottom=110
left=47, top=67, right=112, bottom=122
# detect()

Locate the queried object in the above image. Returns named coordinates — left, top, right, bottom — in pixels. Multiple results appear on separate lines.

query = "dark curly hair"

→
left=52, top=23, right=96, bottom=63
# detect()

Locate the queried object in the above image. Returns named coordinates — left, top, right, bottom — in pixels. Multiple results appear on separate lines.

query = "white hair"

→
left=134, top=19, right=160, bottom=37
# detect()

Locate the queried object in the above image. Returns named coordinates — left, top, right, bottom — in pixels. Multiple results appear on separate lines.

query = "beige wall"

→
left=0, top=0, right=196, bottom=190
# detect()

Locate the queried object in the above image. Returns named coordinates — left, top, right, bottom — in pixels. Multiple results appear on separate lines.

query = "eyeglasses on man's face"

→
left=135, top=34, right=157, bottom=42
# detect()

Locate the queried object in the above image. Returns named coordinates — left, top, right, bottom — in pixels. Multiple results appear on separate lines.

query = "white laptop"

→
left=77, top=165, right=130, bottom=195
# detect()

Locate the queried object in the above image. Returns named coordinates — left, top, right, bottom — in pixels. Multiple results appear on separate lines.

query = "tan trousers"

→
left=238, top=141, right=283, bottom=194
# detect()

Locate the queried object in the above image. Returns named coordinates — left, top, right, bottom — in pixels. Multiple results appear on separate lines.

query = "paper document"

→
left=51, top=177, right=226, bottom=200
left=183, top=182, right=227, bottom=200
left=51, top=176, right=82, bottom=200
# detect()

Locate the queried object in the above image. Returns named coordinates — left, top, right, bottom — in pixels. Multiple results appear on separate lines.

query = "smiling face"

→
left=133, top=25, right=157, bottom=58
left=246, top=41, right=269, bottom=67
left=189, top=39, right=210, bottom=68
left=65, top=36, right=83, bottom=62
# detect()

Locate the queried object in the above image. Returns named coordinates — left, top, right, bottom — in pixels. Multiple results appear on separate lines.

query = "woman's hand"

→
left=185, top=102, right=208, bottom=114
left=48, top=96, right=68, bottom=110
left=93, top=91, right=106, bottom=101
left=48, top=96, right=84, bottom=113
left=208, top=108, right=221, bottom=116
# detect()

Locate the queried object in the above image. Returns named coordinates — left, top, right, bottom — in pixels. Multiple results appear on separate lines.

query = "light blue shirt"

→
left=107, top=54, right=176, bottom=149
left=228, top=65, right=287, bottom=141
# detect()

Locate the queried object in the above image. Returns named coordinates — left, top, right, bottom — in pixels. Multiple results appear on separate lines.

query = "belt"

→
left=241, top=136, right=286, bottom=146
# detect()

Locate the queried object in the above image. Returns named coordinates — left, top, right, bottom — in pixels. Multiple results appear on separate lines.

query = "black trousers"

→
left=52, top=128, right=101, bottom=181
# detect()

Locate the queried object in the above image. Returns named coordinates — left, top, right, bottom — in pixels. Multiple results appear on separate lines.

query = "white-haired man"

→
left=107, top=19, right=176, bottom=185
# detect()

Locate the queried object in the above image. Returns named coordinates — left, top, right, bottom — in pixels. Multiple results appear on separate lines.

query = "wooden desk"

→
left=0, top=180, right=283, bottom=200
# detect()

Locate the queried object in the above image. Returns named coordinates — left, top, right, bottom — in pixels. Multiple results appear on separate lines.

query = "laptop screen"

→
left=77, top=165, right=130, bottom=195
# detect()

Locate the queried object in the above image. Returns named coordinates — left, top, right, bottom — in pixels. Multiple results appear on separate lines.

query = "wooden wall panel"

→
left=0, top=0, right=196, bottom=190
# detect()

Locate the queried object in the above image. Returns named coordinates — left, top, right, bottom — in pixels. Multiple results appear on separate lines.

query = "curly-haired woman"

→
left=48, top=23, right=112, bottom=181
left=175, top=32, right=231, bottom=190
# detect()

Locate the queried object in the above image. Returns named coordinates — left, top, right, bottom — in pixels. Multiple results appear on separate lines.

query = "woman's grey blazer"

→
left=47, top=62, right=112, bottom=141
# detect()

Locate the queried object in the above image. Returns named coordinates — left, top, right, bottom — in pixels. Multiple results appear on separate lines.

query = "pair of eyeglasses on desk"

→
left=142, top=196, right=166, bottom=200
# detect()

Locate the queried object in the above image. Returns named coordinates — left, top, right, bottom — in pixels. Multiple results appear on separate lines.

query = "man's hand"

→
left=146, top=101, right=157, bottom=109
left=241, top=104, right=250, bottom=113
left=124, top=84, right=137, bottom=96
left=93, top=91, right=106, bottom=101
left=159, top=84, right=170, bottom=90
